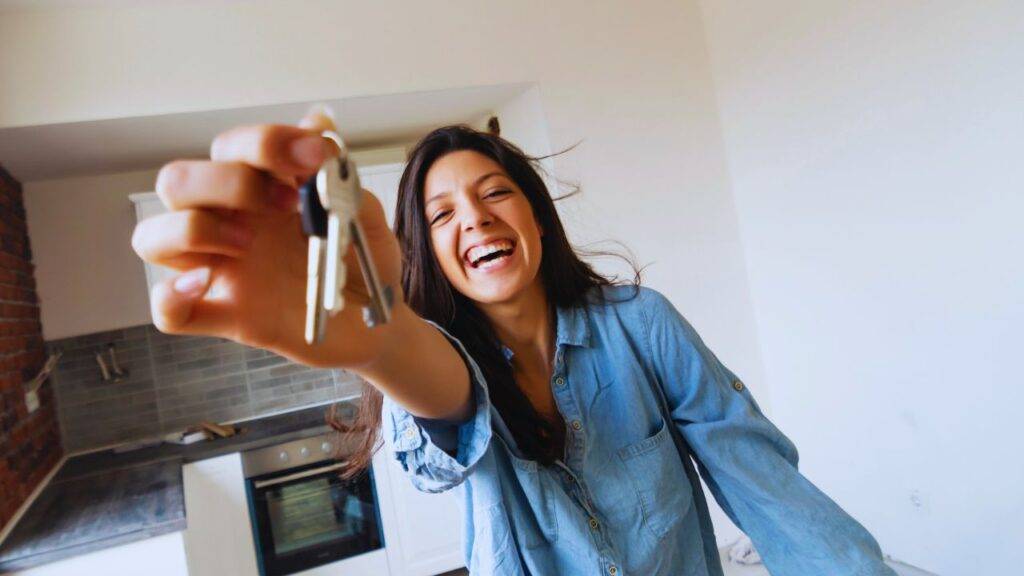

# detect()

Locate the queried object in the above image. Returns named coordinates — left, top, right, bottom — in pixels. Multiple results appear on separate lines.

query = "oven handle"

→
left=252, top=462, right=346, bottom=489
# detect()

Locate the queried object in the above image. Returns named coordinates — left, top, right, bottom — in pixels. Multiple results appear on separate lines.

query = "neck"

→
left=479, top=279, right=554, bottom=374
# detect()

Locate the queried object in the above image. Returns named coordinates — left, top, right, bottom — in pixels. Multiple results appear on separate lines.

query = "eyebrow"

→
left=425, top=171, right=507, bottom=208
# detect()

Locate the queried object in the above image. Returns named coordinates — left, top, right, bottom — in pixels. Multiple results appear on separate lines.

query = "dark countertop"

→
left=0, top=401, right=355, bottom=573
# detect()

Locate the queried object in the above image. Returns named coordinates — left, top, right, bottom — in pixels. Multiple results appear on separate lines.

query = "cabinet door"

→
left=182, top=454, right=260, bottom=576
left=372, top=446, right=465, bottom=576
left=358, top=163, right=405, bottom=228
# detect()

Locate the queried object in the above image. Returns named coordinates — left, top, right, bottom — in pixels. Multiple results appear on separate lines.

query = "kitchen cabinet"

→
left=181, top=453, right=261, bottom=576
left=7, top=532, right=188, bottom=576
left=374, top=448, right=465, bottom=576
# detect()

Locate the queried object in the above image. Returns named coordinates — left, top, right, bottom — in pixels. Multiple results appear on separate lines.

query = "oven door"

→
left=246, top=461, right=384, bottom=576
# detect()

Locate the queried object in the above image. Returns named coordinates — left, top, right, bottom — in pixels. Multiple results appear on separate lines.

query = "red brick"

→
left=0, top=163, right=61, bottom=533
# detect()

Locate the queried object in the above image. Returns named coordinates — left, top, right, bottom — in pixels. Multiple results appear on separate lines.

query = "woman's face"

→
left=422, top=150, right=544, bottom=306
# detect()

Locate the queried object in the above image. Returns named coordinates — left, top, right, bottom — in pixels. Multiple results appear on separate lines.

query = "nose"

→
left=460, top=199, right=493, bottom=232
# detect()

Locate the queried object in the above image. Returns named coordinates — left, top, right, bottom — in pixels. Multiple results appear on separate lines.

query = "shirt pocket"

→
left=616, top=418, right=693, bottom=540
left=506, top=454, right=559, bottom=548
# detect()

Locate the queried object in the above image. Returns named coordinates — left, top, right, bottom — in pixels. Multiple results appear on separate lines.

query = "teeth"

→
left=467, top=240, right=513, bottom=267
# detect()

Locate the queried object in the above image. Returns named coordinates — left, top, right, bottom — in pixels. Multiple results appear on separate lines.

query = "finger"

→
left=156, top=160, right=297, bottom=213
left=132, top=210, right=253, bottom=267
left=150, top=268, right=210, bottom=334
left=150, top=268, right=233, bottom=336
left=210, top=124, right=333, bottom=177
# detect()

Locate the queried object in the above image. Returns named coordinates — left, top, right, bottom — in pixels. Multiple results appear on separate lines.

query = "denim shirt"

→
left=381, top=286, right=895, bottom=576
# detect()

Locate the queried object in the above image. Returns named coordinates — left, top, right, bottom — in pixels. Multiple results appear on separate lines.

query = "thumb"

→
left=150, top=267, right=211, bottom=334
left=299, top=103, right=338, bottom=134
left=292, top=104, right=341, bottom=187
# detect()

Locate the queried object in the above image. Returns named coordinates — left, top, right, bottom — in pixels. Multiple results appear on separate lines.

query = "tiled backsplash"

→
left=47, top=324, right=363, bottom=452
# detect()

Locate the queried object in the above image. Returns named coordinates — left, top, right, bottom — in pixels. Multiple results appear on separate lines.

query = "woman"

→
left=132, top=111, right=895, bottom=575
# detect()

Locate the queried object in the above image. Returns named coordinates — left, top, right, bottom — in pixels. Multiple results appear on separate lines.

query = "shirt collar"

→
left=555, top=302, right=591, bottom=349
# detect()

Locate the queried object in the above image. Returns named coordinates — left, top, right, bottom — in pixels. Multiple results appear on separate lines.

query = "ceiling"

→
left=0, top=0, right=185, bottom=11
left=0, top=83, right=530, bottom=182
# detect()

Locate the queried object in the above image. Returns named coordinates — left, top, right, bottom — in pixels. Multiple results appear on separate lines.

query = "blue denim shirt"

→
left=382, top=286, right=895, bottom=576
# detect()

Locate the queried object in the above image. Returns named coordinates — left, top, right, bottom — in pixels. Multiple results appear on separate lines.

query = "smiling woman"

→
left=325, top=125, right=896, bottom=575
left=132, top=117, right=896, bottom=576
left=331, top=126, right=631, bottom=473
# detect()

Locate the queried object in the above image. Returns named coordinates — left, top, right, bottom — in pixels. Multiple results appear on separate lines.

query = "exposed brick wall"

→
left=0, top=165, right=62, bottom=531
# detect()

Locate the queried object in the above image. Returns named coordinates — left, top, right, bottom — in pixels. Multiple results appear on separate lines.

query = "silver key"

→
left=300, top=131, right=394, bottom=345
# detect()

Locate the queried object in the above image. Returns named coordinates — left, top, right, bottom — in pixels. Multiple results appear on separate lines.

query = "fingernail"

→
left=220, top=221, right=254, bottom=248
left=174, top=268, right=210, bottom=296
left=270, top=182, right=298, bottom=211
left=290, top=135, right=326, bottom=168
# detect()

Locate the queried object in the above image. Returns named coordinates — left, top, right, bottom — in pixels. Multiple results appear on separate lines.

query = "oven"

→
left=243, top=433, right=385, bottom=576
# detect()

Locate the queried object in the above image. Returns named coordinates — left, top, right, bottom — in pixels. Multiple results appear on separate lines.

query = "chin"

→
left=462, top=280, right=530, bottom=306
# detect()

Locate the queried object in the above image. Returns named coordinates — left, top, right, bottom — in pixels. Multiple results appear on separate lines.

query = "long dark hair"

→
left=329, top=125, right=639, bottom=477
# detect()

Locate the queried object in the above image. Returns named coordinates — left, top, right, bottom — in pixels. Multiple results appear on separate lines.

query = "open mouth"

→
left=465, top=239, right=517, bottom=270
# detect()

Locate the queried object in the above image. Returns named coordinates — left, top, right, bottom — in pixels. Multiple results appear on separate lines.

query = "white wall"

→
left=1, top=0, right=765, bottom=395
left=699, top=1, right=1024, bottom=574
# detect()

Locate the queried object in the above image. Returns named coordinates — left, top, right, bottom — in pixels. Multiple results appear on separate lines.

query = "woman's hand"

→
left=131, top=111, right=404, bottom=369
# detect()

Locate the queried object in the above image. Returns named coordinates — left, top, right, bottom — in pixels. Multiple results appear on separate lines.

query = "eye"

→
left=429, top=210, right=452, bottom=226
left=484, top=188, right=511, bottom=199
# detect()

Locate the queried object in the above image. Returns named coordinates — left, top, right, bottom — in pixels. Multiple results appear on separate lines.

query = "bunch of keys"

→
left=299, top=130, right=394, bottom=345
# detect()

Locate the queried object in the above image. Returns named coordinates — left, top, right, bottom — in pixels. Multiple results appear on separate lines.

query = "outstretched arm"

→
left=641, top=289, right=895, bottom=576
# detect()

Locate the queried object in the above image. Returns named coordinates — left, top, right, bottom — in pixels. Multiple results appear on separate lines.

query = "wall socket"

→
left=25, top=390, right=40, bottom=413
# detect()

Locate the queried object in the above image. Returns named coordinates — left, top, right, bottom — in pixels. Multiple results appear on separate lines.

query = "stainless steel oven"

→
left=243, top=433, right=384, bottom=576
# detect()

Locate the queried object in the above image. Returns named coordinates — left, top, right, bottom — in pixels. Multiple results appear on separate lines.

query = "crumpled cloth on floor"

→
left=728, top=535, right=763, bottom=565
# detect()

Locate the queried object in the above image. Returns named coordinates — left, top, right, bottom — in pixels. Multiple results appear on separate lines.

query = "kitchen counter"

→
left=0, top=401, right=355, bottom=573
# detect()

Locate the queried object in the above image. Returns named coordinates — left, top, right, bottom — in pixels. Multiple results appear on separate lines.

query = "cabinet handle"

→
left=253, top=462, right=346, bottom=489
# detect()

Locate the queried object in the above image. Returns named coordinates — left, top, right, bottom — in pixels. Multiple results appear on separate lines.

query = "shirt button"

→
left=571, top=420, right=582, bottom=431
left=555, top=376, right=566, bottom=387
left=732, top=380, right=745, bottom=392
left=589, top=517, right=599, bottom=529
left=403, top=427, right=417, bottom=439
left=608, top=566, right=618, bottom=575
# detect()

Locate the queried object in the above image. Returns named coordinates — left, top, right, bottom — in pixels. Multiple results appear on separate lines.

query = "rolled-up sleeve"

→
left=380, top=321, right=493, bottom=494
left=641, top=289, right=895, bottom=576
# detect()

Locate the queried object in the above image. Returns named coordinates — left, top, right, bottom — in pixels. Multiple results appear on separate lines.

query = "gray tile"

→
left=245, top=356, right=288, bottom=370
left=48, top=323, right=353, bottom=451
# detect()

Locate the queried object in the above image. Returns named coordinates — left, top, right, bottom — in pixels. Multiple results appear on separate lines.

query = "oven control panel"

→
left=241, top=433, right=349, bottom=478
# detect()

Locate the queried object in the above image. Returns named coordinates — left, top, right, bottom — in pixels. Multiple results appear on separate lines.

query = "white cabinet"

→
left=9, top=532, right=188, bottom=576
left=358, top=162, right=405, bottom=228
left=372, top=444, right=465, bottom=576
left=181, top=453, right=261, bottom=576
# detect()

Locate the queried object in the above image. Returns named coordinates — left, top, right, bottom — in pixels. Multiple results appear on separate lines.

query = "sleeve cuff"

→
left=380, top=320, right=492, bottom=493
